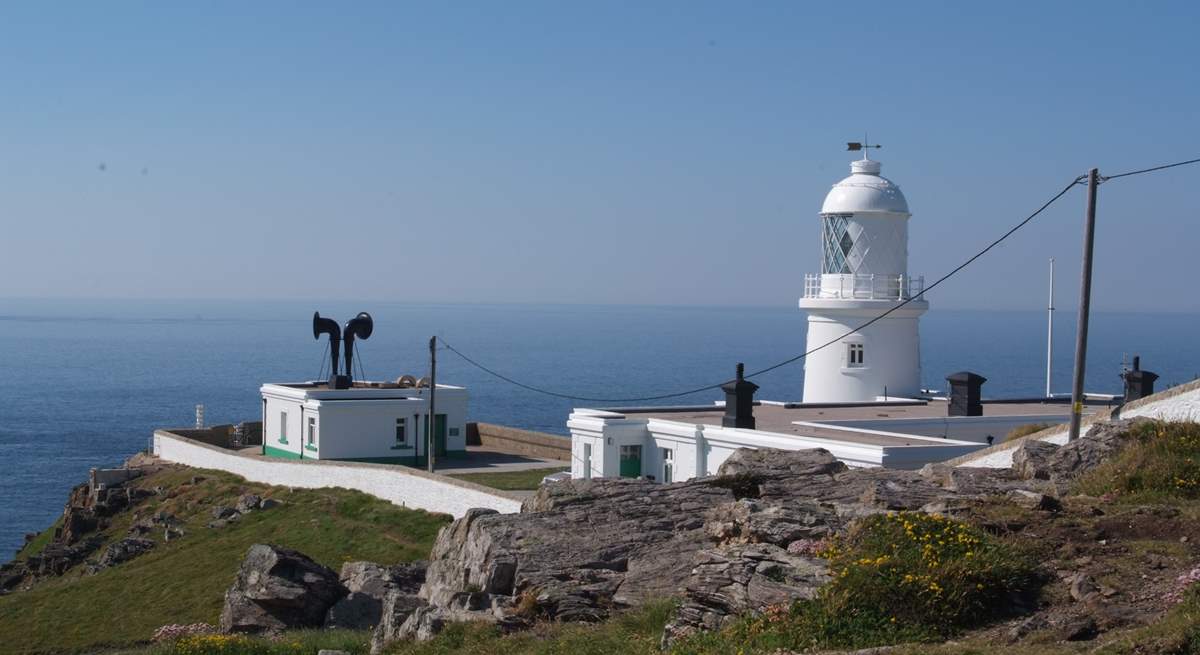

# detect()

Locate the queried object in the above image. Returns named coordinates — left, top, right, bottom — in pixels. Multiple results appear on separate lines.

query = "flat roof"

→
left=618, top=398, right=1091, bottom=447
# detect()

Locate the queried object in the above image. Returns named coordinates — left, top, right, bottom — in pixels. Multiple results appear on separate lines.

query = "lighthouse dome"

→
left=820, top=158, right=910, bottom=215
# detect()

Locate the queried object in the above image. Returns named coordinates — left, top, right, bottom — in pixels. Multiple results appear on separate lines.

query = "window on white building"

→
left=307, top=417, right=317, bottom=447
left=661, top=447, right=674, bottom=483
left=395, top=418, right=407, bottom=446
left=279, top=411, right=288, bottom=443
left=583, top=443, right=592, bottom=480
left=847, top=343, right=865, bottom=367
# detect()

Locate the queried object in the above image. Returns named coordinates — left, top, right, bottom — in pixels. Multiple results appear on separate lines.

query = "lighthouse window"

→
left=847, top=343, right=865, bottom=367
left=821, top=214, right=854, bottom=274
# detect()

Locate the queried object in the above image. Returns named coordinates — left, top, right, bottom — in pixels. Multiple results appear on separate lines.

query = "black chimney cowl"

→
left=946, top=371, right=986, bottom=417
left=1121, top=356, right=1158, bottom=403
left=721, top=363, right=759, bottom=429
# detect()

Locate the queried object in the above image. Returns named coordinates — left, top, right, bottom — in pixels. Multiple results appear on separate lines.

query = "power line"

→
left=1100, top=156, right=1200, bottom=181
left=440, top=174, right=1086, bottom=403
left=444, top=154, right=1200, bottom=404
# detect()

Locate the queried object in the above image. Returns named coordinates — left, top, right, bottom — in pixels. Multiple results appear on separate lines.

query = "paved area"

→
left=428, top=446, right=568, bottom=475
left=625, top=398, right=1105, bottom=434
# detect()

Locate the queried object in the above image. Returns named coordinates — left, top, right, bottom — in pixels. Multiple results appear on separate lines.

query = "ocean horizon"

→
left=2, top=298, right=1198, bottom=556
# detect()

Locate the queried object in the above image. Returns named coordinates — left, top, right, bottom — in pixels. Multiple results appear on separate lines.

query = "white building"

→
left=567, top=405, right=986, bottom=481
left=260, top=380, right=468, bottom=465
left=799, top=154, right=928, bottom=402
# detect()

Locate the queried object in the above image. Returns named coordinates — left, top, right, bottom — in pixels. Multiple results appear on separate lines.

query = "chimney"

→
left=721, top=363, right=759, bottom=429
left=1121, top=355, right=1159, bottom=403
left=946, top=371, right=986, bottom=417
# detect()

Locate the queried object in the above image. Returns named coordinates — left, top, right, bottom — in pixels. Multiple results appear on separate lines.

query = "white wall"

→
left=800, top=305, right=926, bottom=403
left=261, top=385, right=469, bottom=461
left=153, top=431, right=522, bottom=518
left=567, top=411, right=986, bottom=481
left=817, top=414, right=1073, bottom=444
left=263, top=396, right=307, bottom=458
left=316, top=398, right=424, bottom=460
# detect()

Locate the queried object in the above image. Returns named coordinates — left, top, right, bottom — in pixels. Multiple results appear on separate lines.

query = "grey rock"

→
left=259, top=498, right=282, bottom=510
left=1012, top=440, right=1060, bottom=481
left=326, top=592, right=384, bottom=630
left=218, top=544, right=347, bottom=635
left=1056, top=615, right=1099, bottom=641
left=340, top=561, right=395, bottom=597
left=1006, top=489, right=1061, bottom=511
left=236, top=494, right=262, bottom=513
left=86, top=537, right=155, bottom=574
left=370, top=592, right=432, bottom=653
left=661, top=543, right=830, bottom=647
left=1069, top=572, right=1100, bottom=602
left=328, top=560, right=428, bottom=631
left=212, top=505, right=238, bottom=520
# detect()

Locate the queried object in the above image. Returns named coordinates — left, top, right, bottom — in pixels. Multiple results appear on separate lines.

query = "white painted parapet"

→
left=153, top=430, right=523, bottom=518
left=949, top=379, right=1200, bottom=469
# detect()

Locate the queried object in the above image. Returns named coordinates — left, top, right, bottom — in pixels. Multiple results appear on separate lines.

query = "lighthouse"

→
left=799, top=150, right=928, bottom=402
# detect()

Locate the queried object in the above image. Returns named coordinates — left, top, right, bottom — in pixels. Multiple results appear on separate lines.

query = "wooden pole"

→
left=1068, top=169, right=1099, bottom=441
left=1046, top=257, right=1055, bottom=398
left=428, top=336, right=437, bottom=472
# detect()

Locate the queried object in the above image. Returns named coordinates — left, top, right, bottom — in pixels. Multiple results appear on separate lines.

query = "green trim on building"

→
left=263, top=444, right=302, bottom=460
left=304, top=444, right=318, bottom=452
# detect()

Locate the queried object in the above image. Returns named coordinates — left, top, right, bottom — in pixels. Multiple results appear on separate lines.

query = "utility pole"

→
left=1046, top=257, right=1055, bottom=398
left=427, top=336, right=437, bottom=473
left=1068, top=169, right=1099, bottom=441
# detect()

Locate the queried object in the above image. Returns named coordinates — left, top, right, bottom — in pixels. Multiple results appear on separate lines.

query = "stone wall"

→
left=152, top=431, right=524, bottom=518
left=467, top=423, right=570, bottom=461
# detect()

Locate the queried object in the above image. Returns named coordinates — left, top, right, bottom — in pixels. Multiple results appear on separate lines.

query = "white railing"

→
left=803, top=273, right=925, bottom=300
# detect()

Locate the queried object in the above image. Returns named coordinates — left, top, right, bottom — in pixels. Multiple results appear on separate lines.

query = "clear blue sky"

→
left=1, top=1, right=1197, bottom=311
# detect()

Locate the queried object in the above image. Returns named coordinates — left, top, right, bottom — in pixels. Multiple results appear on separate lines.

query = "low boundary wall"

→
left=467, top=422, right=571, bottom=461
left=153, top=430, right=524, bottom=518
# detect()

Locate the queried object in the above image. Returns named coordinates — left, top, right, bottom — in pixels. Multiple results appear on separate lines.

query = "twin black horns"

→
left=312, top=311, right=374, bottom=389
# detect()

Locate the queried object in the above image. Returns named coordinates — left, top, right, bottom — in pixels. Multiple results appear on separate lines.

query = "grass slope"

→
left=447, top=467, right=566, bottom=491
left=0, top=466, right=450, bottom=655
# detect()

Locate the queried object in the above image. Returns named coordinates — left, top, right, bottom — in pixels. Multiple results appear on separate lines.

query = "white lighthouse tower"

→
left=799, top=150, right=928, bottom=402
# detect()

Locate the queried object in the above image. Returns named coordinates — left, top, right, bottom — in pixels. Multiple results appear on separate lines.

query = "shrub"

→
left=1074, top=421, right=1200, bottom=502
left=819, top=512, right=1040, bottom=635
left=1007, top=423, right=1054, bottom=440
left=673, top=512, right=1042, bottom=654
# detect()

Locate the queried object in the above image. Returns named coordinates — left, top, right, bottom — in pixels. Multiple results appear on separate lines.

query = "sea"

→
left=2, top=298, right=1198, bottom=557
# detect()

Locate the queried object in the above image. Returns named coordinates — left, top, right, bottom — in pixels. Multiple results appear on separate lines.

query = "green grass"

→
left=672, top=512, right=1041, bottom=654
left=448, top=468, right=566, bottom=491
left=382, top=600, right=674, bottom=655
left=1074, top=420, right=1200, bottom=503
left=1006, top=423, right=1055, bottom=440
left=0, top=467, right=451, bottom=655
left=15, top=515, right=63, bottom=561
left=108, top=629, right=371, bottom=655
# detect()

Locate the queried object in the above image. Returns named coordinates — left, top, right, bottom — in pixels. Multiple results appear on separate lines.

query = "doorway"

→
left=619, top=445, right=642, bottom=478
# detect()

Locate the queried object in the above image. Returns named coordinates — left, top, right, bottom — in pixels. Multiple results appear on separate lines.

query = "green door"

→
left=619, top=445, right=642, bottom=478
left=424, top=414, right=448, bottom=457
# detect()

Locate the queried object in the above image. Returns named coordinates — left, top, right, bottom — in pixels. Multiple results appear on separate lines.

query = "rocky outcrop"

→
left=2, top=464, right=161, bottom=592
left=391, top=421, right=1158, bottom=652
left=219, top=544, right=347, bottom=635
left=86, top=537, right=155, bottom=574
left=328, top=560, right=427, bottom=631
left=1010, top=419, right=1148, bottom=494
left=661, top=543, right=831, bottom=645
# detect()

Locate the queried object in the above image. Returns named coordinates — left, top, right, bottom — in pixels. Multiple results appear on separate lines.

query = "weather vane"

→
left=846, top=134, right=882, bottom=159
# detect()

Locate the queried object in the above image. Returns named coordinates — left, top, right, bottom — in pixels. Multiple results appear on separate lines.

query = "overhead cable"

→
left=446, top=152, right=1200, bottom=403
